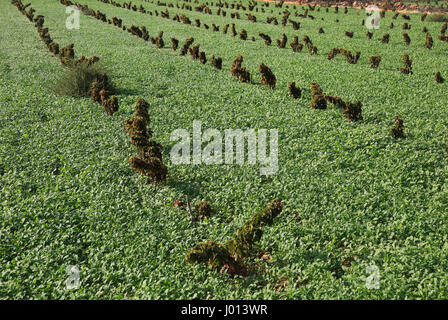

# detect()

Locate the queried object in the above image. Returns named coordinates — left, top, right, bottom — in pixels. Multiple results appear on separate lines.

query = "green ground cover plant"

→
left=1, top=0, right=448, bottom=300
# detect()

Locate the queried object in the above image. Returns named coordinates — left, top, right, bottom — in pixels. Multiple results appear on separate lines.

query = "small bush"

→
left=126, top=98, right=167, bottom=184
left=259, top=33, right=272, bottom=46
left=210, top=55, right=222, bottom=70
left=240, top=29, right=247, bottom=40
left=402, top=22, right=411, bottom=30
left=231, top=55, right=251, bottom=83
left=381, top=34, right=390, bottom=44
left=102, top=96, right=119, bottom=116
left=189, top=44, right=200, bottom=60
left=369, top=56, right=381, bottom=68
left=435, top=71, right=444, bottom=83
left=442, top=22, right=448, bottom=34
left=390, top=116, right=404, bottom=138
left=325, top=95, right=345, bottom=108
left=342, top=101, right=363, bottom=122
left=171, top=38, right=179, bottom=51
left=155, top=31, right=164, bottom=48
left=288, top=81, right=301, bottom=99
left=310, top=82, right=327, bottom=109
left=403, top=33, right=411, bottom=46
left=399, top=53, right=413, bottom=75
left=290, top=36, right=303, bottom=52
left=180, top=37, right=194, bottom=56
left=426, top=33, right=433, bottom=49
left=199, top=51, right=206, bottom=64
left=185, top=200, right=283, bottom=276
left=258, top=63, right=276, bottom=89
left=53, top=59, right=113, bottom=97
left=276, top=33, right=287, bottom=48
left=195, top=202, right=213, bottom=220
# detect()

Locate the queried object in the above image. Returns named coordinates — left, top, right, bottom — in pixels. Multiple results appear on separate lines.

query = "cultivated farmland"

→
left=1, top=0, right=448, bottom=299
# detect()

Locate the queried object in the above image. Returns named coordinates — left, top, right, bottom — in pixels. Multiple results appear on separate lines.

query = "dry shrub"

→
left=102, top=96, right=119, bottom=116
left=231, top=55, right=251, bottom=83
left=185, top=200, right=283, bottom=276
left=403, top=32, right=411, bottom=46
left=276, top=33, right=287, bottom=48
left=342, top=101, right=363, bottom=122
left=327, top=48, right=340, bottom=60
left=258, top=63, right=276, bottom=89
left=426, top=33, right=433, bottom=49
left=59, top=43, right=75, bottom=66
left=366, top=31, right=373, bottom=40
left=141, top=26, right=149, bottom=41
left=199, top=51, right=207, bottom=64
left=303, top=35, right=317, bottom=55
left=345, top=31, right=354, bottom=38
left=180, top=37, right=194, bottom=56
left=231, top=23, right=237, bottom=37
left=402, top=23, right=411, bottom=30
left=340, top=49, right=360, bottom=64
left=240, top=29, right=247, bottom=40
left=310, top=82, right=327, bottom=109
left=288, top=81, right=301, bottom=99
left=435, top=71, right=444, bottom=83
left=189, top=44, right=200, bottom=60
left=259, top=33, right=272, bottom=46
left=289, top=19, right=300, bottom=30
left=155, top=31, right=164, bottom=48
left=223, top=24, right=229, bottom=34
left=369, top=56, right=381, bottom=68
left=226, top=200, right=283, bottom=262
left=129, top=25, right=143, bottom=38
left=128, top=156, right=167, bottom=184
left=442, top=22, right=448, bottom=34
left=210, top=55, right=222, bottom=70
left=49, top=42, right=59, bottom=55
left=126, top=98, right=167, bottom=184
left=381, top=34, right=390, bottom=44
left=91, top=82, right=101, bottom=103
left=195, top=201, right=214, bottom=220
left=318, top=27, right=324, bottom=34
left=325, top=95, right=346, bottom=108
left=390, top=116, right=404, bottom=138
left=171, top=37, right=179, bottom=51
left=290, top=36, right=303, bottom=52
left=399, top=53, right=413, bottom=75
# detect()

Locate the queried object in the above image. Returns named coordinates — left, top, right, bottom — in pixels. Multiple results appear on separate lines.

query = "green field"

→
left=1, top=0, right=448, bottom=299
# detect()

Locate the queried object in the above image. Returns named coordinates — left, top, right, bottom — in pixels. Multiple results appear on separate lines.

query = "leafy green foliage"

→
left=3, top=0, right=448, bottom=300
